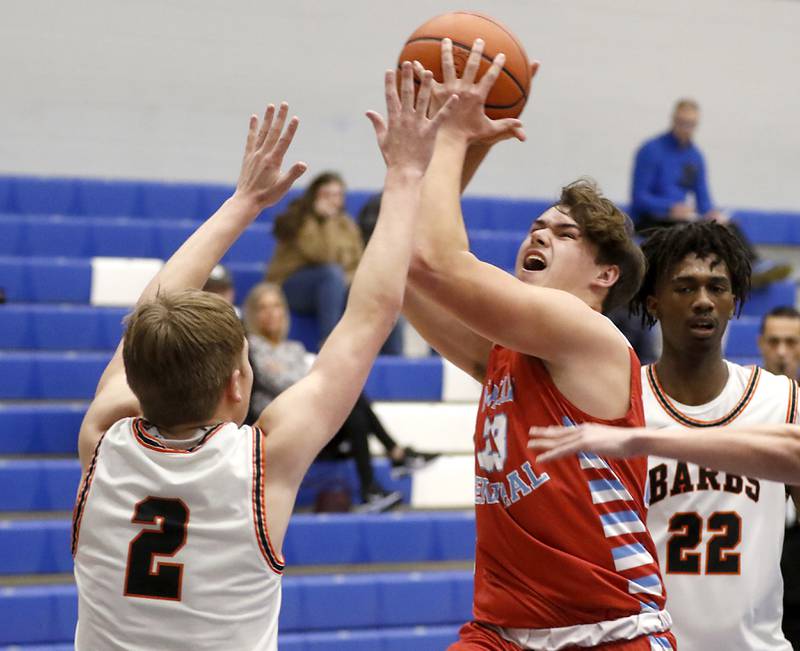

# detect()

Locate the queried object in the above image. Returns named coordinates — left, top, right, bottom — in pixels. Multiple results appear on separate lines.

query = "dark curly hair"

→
left=633, top=222, right=752, bottom=328
left=557, top=179, right=645, bottom=313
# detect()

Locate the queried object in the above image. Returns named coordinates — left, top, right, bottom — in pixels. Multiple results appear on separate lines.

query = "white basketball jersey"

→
left=642, top=362, right=797, bottom=651
left=73, top=418, right=283, bottom=651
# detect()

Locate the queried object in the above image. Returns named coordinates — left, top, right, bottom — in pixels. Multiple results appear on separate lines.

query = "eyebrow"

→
left=670, top=274, right=731, bottom=283
left=531, top=219, right=580, bottom=231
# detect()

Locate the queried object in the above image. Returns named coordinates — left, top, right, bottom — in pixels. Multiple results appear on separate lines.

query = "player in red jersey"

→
left=404, top=40, right=676, bottom=650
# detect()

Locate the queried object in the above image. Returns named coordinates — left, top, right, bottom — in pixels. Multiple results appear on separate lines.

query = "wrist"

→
left=227, top=192, right=263, bottom=219
left=384, top=166, right=425, bottom=186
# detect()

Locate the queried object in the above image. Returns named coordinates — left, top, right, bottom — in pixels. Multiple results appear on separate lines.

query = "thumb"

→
left=263, top=162, right=308, bottom=206
left=365, top=111, right=387, bottom=140
left=529, top=60, right=541, bottom=80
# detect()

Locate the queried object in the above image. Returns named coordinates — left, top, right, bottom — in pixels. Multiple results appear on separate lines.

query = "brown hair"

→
left=273, top=171, right=345, bottom=241
left=123, top=289, right=246, bottom=427
left=557, top=179, right=645, bottom=313
left=243, top=282, right=290, bottom=342
left=674, top=98, right=700, bottom=112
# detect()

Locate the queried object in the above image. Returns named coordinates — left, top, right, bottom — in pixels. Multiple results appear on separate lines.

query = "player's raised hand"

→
left=528, top=423, right=642, bottom=463
left=421, top=38, right=529, bottom=145
left=365, top=61, right=458, bottom=174
left=235, top=102, right=308, bottom=209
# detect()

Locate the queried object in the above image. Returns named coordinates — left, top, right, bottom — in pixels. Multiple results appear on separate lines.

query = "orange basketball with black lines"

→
left=398, top=11, right=532, bottom=120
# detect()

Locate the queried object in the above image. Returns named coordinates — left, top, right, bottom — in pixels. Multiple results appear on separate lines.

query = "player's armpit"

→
left=403, top=284, right=491, bottom=382
left=78, top=373, right=140, bottom=472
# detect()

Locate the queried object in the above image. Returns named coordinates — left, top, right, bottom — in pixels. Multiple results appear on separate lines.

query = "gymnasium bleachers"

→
left=0, top=173, right=798, bottom=649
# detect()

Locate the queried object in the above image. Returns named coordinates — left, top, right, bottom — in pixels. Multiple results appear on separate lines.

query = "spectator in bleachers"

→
left=758, top=305, right=800, bottom=649
left=631, top=98, right=791, bottom=288
left=243, top=282, right=437, bottom=512
left=266, top=172, right=403, bottom=354
left=202, top=263, right=239, bottom=317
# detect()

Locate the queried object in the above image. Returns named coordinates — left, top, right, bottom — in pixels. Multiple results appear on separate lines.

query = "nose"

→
left=531, top=229, right=549, bottom=247
left=691, top=287, right=714, bottom=312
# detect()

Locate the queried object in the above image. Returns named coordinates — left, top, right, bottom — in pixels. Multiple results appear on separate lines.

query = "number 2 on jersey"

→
left=666, top=511, right=741, bottom=575
left=124, top=497, right=189, bottom=600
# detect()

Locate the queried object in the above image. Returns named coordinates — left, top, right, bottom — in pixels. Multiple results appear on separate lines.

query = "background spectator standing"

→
left=242, top=282, right=436, bottom=512
left=631, top=98, right=790, bottom=288
left=758, top=306, right=800, bottom=649
left=266, top=172, right=403, bottom=354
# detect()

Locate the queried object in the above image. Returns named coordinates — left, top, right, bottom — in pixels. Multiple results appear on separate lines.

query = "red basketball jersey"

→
left=473, top=344, right=667, bottom=632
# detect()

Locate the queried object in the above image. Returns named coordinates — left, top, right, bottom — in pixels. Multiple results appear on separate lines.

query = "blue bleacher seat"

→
left=221, top=223, right=273, bottom=264
left=743, top=280, right=795, bottom=317
left=362, top=513, right=435, bottom=563
left=76, top=178, right=142, bottom=217
left=0, top=404, right=84, bottom=454
left=0, top=177, right=13, bottom=212
left=0, top=459, right=79, bottom=512
left=12, top=177, right=78, bottom=216
left=363, top=357, right=442, bottom=401
left=27, top=258, right=92, bottom=303
left=0, top=215, right=25, bottom=255
left=434, top=511, right=477, bottom=561
left=0, top=304, right=34, bottom=348
left=469, top=229, right=522, bottom=270
left=91, top=219, right=156, bottom=258
left=0, top=521, right=72, bottom=575
left=25, top=216, right=91, bottom=257
left=0, top=585, right=77, bottom=645
left=141, top=182, right=203, bottom=220
left=725, top=317, right=761, bottom=358
left=734, top=210, right=800, bottom=246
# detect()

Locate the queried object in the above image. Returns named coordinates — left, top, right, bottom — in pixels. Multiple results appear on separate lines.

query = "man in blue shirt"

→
left=631, top=98, right=790, bottom=287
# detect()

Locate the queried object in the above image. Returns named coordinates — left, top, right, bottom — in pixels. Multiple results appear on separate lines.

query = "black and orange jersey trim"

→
left=72, top=432, right=106, bottom=557
left=132, top=418, right=226, bottom=454
left=252, top=426, right=285, bottom=575
left=646, top=364, right=761, bottom=428
left=787, top=380, right=799, bottom=424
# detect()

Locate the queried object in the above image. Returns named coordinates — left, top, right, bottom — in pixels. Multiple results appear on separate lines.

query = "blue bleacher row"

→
left=0, top=302, right=776, bottom=356
left=0, top=571, right=472, bottom=645
left=1, top=210, right=800, bottom=271
left=0, top=457, right=412, bottom=512
left=1, top=174, right=799, bottom=244
left=0, top=352, right=441, bottom=401
left=0, top=512, right=475, bottom=575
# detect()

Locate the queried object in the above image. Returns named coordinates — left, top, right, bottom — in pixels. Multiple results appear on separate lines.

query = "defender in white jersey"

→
left=531, top=221, right=799, bottom=650
left=72, top=68, right=457, bottom=650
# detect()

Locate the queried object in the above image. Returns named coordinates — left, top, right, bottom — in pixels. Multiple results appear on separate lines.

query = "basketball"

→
left=398, top=11, right=532, bottom=120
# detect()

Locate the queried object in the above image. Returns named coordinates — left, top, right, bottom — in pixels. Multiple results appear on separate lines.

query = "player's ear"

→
left=645, top=294, right=658, bottom=319
left=593, top=264, right=620, bottom=289
left=228, top=368, right=244, bottom=404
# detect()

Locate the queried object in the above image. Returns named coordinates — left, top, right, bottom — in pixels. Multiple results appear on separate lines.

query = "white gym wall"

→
left=1, top=0, right=798, bottom=210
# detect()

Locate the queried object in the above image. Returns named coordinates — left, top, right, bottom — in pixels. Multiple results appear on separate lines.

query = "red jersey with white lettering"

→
left=472, top=343, right=672, bottom=649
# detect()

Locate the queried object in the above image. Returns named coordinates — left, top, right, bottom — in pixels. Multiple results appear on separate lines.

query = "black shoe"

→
left=391, top=447, right=440, bottom=478
left=354, top=485, right=403, bottom=513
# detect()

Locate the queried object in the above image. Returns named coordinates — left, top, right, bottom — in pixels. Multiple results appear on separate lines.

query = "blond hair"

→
left=123, top=289, right=245, bottom=427
left=243, top=282, right=290, bottom=342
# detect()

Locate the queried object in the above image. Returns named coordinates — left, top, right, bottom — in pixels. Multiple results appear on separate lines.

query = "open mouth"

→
left=688, top=318, right=716, bottom=335
left=523, top=252, right=547, bottom=272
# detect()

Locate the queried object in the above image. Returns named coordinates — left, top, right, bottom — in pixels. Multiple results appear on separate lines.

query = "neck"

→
left=156, top=419, right=223, bottom=440
left=654, top=339, right=728, bottom=405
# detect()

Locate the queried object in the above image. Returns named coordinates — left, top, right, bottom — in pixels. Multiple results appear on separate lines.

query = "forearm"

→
left=138, top=194, right=260, bottom=304
left=637, top=424, right=800, bottom=484
left=346, top=167, right=424, bottom=327
left=414, top=130, right=471, bottom=266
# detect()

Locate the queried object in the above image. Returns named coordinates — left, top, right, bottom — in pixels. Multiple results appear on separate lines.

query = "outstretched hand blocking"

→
left=365, top=61, right=458, bottom=173
left=413, top=38, right=537, bottom=145
left=235, top=102, right=308, bottom=210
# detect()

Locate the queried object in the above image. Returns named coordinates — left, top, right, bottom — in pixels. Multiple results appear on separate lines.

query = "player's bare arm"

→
left=407, top=40, right=631, bottom=410
left=77, top=104, right=307, bottom=472
left=529, top=421, right=800, bottom=484
left=257, top=65, right=457, bottom=545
